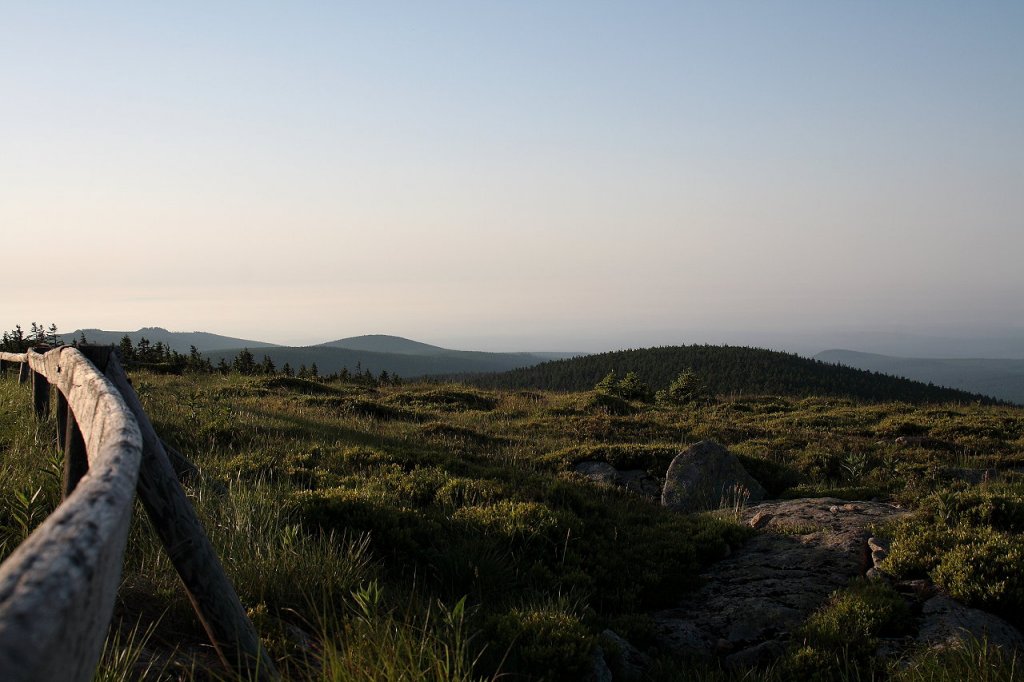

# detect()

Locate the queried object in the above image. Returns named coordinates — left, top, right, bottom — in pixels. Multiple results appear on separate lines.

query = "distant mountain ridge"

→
left=461, top=344, right=1005, bottom=404
left=203, top=345, right=573, bottom=378
left=64, top=327, right=279, bottom=353
left=815, top=349, right=1024, bottom=405
left=64, top=328, right=581, bottom=378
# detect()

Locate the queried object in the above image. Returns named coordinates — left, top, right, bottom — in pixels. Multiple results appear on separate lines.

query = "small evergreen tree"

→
left=137, top=337, right=152, bottom=362
left=260, top=355, right=276, bottom=375
left=617, top=371, right=651, bottom=401
left=595, top=370, right=619, bottom=395
left=119, top=335, right=135, bottom=361
left=233, top=348, right=256, bottom=375
left=660, top=369, right=712, bottom=405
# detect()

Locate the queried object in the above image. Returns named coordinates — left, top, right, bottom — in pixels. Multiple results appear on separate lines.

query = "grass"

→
left=0, top=372, right=1022, bottom=680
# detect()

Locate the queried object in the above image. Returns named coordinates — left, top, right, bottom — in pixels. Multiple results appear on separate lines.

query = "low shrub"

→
left=484, top=599, right=593, bottom=681
left=779, top=579, right=910, bottom=680
left=583, top=391, right=636, bottom=416
left=883, top=485, right=1024, bottom=625
left=389, top=388, right=498, bottom=412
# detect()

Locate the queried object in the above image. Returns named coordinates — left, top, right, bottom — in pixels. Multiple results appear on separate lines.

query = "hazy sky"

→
left=3, top=2, right=1022, bottom=352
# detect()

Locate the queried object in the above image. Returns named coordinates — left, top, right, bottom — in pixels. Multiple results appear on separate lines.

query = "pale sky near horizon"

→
left=3, top=2, right=1022, bottom=353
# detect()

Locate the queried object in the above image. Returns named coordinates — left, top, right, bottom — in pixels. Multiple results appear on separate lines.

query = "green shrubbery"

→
left=884, top=485, right=1024, bottom=625
left=777, top=579, right=911, bottom=681
left=484, top=598, right=593, bottom=680
left=3, top=366, right=1024, bottom=680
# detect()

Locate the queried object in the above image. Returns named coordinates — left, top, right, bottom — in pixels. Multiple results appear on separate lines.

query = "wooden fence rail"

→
left=0, top=346, right=276, bottom=681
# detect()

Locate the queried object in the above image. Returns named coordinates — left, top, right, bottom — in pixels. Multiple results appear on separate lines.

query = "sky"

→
left=3, top=2, right=1023, bottom=354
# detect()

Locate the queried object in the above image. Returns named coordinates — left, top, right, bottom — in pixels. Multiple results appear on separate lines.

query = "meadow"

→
left=1, top=368, right=1022, bottom=680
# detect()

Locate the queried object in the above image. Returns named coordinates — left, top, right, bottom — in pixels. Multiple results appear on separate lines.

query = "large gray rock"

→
left=661, top=441, right=766, bottom=513
left=917, top=595, right=1024, bottom=653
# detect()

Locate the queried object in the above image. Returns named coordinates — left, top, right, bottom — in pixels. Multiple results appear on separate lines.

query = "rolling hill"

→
left=206, top=336, right=581, bottom=378
left=54, top=329, right=581, bottom=378
left=318, top=334, right=449, bottom=355
left=63, top=327, right=279, bottom=354
left=461, top=344, right=1005, bottom=404
left=814, top=349, right=1024, bottom=405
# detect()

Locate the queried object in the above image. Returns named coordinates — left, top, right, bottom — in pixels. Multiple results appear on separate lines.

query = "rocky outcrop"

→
left=916, top=595, right=1024, bottom=653
left=661, top=441, right=766, bottom=513
left=574, top=461, right=620, bottom=486
left=654, top=498, right=906, bottom=664
left=574, top=462, right=661, bottom=499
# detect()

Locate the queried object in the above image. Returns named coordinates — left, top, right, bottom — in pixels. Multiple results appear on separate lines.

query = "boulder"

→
left=917, top=595, right=1024, bottom=653
left=598, top=630, right=649, bottom=681
left=661, top=441, right=766, bottom=513
left=589, top=645, right=613, bottom=682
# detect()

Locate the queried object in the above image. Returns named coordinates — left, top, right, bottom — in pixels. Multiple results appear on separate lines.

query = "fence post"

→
left=32, top=367, right=51, bottom=419
left=0, top=358, right=7, bottom=376
left=18, top=360, right=29, bottom=383
left=56, top=390, right=69, bottom=455
left=63, top=412, right=89, bottom=500
left=102, top=353, right=278, bottom=680
left=61, top=346, right=114, bottom=499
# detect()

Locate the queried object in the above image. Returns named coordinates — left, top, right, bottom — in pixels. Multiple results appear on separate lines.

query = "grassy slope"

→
left=1, top=372, right=1022, bottom=680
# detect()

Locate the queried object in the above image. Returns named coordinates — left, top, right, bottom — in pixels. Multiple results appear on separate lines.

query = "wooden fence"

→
left=0, top=346, right=277, bottom=681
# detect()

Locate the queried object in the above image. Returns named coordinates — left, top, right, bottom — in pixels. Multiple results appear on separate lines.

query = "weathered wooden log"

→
left=0, top=353, right=27, bottom=382
left=102, top=353, right=277, bottom=680
left=0, top=347, right=143, bottom=681
left=58, top=348, right=115, bottom=499
left=160, top=437, right=201, bottom=484
left=31, top=369, right=50, bottom=419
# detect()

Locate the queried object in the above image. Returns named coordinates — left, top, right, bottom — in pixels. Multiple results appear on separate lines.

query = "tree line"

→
left=224, top=347, right=401, bottom=386
left=462, top=344, right=1004, bottom=405
left=1, top=324, right=401, bottom=388
left=1, top=323, right=65, bottom=352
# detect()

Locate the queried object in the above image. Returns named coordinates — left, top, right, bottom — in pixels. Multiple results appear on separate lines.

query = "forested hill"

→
left=462, top=345, right=1004, bottom=404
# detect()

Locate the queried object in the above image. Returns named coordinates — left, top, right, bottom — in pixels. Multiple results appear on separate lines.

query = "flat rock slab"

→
left=654, top=498, right=906, bottom=662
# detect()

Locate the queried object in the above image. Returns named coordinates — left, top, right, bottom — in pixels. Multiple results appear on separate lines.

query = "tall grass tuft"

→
left=312, top=582, right=488, bottom=682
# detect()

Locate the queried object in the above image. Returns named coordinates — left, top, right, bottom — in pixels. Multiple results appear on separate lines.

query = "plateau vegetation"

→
left=0, top=332, right=1021, bottom=680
